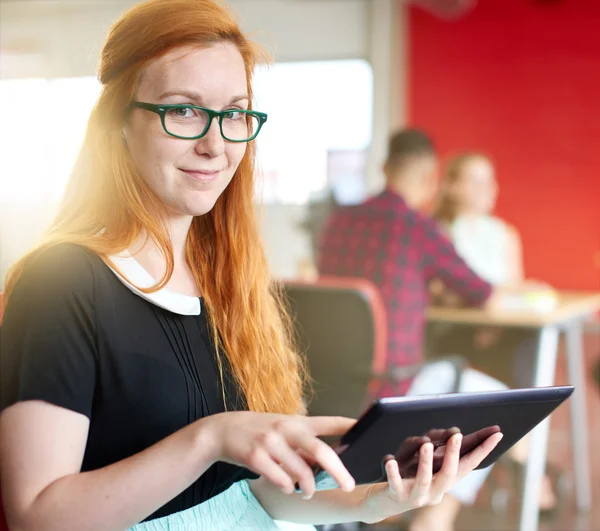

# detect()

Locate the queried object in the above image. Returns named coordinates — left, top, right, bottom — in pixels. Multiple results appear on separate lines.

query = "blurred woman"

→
left=434, top=153, right=523, bottom=287
left=431, top=152, right=562, bottom=515
left=431, top=152, right=552, bottom=373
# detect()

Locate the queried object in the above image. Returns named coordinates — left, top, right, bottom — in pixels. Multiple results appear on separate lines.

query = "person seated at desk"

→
left=429, top=152, right=563, bottom=515
left=430, top=152, right=547, bottom=391
left=317, top=130, right=522, bottom=396
left=434, top=152, right=522, bottom=287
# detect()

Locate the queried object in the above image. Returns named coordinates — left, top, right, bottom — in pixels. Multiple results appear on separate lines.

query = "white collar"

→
left=106, top=251, right=201, bottom=316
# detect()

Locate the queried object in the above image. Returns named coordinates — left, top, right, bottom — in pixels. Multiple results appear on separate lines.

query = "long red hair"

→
left=4, top=0, right=307, bottom=415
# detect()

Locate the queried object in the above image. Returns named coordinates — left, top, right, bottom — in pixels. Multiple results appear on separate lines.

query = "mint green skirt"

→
left=128, top=480, right=316, bottom=531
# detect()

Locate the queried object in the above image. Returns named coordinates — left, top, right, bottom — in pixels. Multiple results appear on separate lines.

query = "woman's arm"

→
left=0, top=401, right=218, bottom=531
left=0, top=404, right=357, bottom=531
left=251, top=431, right=503, bottom=525
left=250, top=478, right=376, bottom=525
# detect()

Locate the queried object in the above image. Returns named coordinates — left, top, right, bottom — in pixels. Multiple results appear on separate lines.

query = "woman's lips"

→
left=180, top=168, right=220, bottom=182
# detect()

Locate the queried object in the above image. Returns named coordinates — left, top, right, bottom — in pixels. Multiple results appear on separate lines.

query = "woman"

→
left=0, top=1, right=501, bottom=530
left=434, top=153, right=522, bottom=287
left=431, top=152, right=560, bottom=515
left=432, top=152, right=550, bottom=378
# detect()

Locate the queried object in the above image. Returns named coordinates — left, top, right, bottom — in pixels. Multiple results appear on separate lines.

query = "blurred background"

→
left=0, top=0, right=599, bottom=530
left=1, top=0, right=598, bottom=287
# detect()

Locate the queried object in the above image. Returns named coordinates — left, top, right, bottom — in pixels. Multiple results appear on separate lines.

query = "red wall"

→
left=408, top=0, right=600, bottom=290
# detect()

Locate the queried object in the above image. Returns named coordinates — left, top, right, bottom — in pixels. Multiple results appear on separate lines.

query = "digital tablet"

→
left=308, top=385, right=573, bottom=491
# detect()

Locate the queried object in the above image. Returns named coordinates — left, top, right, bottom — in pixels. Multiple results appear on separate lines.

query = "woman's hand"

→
left=203, top=411, right=356, bottom=499
left=362, top=430, right=503, bottom=523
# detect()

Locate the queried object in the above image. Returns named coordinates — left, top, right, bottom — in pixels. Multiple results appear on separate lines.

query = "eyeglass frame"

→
left=127, top=101, right=268, bottom=143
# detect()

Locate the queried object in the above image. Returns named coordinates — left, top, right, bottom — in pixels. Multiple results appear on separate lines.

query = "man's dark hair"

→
left=386, top=128, right=436, bottom=168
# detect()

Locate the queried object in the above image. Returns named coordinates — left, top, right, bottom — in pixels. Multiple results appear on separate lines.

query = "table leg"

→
left=519, top=326, right=559, bottom=531
left=565, top=320, right=592, bottom=511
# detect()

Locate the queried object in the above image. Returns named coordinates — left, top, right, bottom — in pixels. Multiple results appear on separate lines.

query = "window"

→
left=253, top=59, right=373, bottom=205
left=0, top=76, right=101, bottom=204
left=0, top=59, right=373, bottom=206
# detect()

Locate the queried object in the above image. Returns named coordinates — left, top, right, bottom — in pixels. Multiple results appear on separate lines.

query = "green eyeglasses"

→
left=128, top=101, right=268, bottom=143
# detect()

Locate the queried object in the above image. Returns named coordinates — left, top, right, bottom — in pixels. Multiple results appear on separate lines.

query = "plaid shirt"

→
left=317, top=189, right=492, bottom=395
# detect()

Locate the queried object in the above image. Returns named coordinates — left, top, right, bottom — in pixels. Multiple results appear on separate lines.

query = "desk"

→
left=427, top=292, right=600, bottom=531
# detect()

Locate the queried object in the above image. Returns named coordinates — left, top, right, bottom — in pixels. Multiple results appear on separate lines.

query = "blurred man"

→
left=318, top=129, right=499, bottom=393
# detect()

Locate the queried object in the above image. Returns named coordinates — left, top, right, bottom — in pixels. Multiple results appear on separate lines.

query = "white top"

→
left=449, top=215, right=511, bottom=286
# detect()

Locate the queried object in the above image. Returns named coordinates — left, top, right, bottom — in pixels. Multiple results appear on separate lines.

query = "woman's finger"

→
left=261, top=431, right=317, bottom=498
left=431, top=432, right=462, bottom=494
left=425, top=427, right=461, bottom=443
left=247, top=446, right=296, bottom=494
left=305, top=416, right=356, bottom=437
left=289, top=429, right=355, bottom=492
left=410, top=442, right=434, bottom=506
left=395, top=435, right=430, bottom=463
left=457, top=432, right=503, bottom=477
left=296, top=447, right=318, bottom=467
left=461, top=425, right=501, bottom=450
left=384, top=456, right=405, bottom=498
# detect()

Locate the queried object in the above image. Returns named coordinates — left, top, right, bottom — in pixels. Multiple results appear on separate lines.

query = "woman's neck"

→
left=167, top=214, right=194, bottom=265
left=456, top=210, right=486, bottom=221
left=130, top=215, right=201, bottom=297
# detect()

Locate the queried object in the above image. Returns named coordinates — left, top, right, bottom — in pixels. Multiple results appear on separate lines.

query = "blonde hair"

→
left=4, top=0, right=307, bottom=415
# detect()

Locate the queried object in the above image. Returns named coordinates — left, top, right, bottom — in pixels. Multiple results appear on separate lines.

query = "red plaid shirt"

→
left=317, top=189, right=492, bottom=394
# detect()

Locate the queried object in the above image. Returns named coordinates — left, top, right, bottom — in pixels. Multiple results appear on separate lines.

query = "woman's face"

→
left=453, top=157, right=498, bottom=215
left=124, top=43, right=248, bottom=219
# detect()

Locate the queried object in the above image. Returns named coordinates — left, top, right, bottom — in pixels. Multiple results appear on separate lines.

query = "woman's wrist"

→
left=361, top=483, right=410, bottom=524
left=189, top=414, right=222, bottom=472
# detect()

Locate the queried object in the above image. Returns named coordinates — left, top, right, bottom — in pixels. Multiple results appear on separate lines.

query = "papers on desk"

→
left=498, top=290, right=559, bottom=313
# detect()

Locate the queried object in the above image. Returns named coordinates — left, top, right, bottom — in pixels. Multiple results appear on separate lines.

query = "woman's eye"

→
left=170, top=107, right=195, bottom=118
left=224, top=111, right=245, bottom=121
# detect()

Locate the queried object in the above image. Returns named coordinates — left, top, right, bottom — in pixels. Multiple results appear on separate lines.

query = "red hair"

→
left=4, top=0, right=307, bottom=415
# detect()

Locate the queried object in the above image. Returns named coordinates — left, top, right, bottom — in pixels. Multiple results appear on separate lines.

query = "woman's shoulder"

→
left=450, top=215, right=514, bottom=245
left=488, top=216, right=521, bottom=241
left=467, top=215, right=512, bottom=238
left=23, top=243, right=102, bottom=280
left=488, top=215, right=509, bottom=229
left=11, top=243, right=106, bottom=303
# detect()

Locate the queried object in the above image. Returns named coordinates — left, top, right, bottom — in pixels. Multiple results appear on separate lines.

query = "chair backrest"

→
left=283, top=276, right=387, bottom=419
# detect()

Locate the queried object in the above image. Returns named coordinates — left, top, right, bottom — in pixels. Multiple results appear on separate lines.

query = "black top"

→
left=0, top=244, right=257, bottom=522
